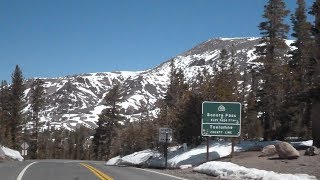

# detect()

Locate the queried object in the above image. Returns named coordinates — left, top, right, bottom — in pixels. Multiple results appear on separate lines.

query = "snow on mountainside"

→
left=23, top=37, right=293, bottom=131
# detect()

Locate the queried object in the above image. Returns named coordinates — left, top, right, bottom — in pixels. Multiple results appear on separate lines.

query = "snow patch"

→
left=106, top=155, right=122, bottom=165
left=106, top=140, right=315, bottom=179
left=194, top=161, right=316, bottom=180
left=1, top=146, right=24, bottom=161
left=220, top=37, right=259, bottom=41
left=119, top=149, right=161, bottom=166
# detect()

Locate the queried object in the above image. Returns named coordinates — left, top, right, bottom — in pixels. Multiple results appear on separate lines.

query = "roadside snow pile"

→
left=167, top=141, right=234, bottom=167
left=106, top=140, right=313, bottom=169
left=117, top=149, right=161, bottom=166
left=105, top=140, right=267, bottom=168
left=0, top=146, right=24, bottom=161
left=291, top=140, right=313, bottom=147
left=194, top=161, right=317, bottom=180
left=106, top=155, right=121, bottom=165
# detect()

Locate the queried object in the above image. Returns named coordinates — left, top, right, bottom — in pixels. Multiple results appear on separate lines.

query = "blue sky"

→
left=0, top=0, right=314, bottom=82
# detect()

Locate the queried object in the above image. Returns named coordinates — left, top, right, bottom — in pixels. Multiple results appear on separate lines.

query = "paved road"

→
left=0, top=159, right=187, bottom=180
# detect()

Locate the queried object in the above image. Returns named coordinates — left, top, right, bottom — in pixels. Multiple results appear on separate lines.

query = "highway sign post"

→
left=202, top=102, right=241, bottom=137
left=159, top=128, right=172, bottom=143
left=159, top=128, right=172, bottom=169
left=202, top=102, right=241, bottom=160
left=22, top=150, right=28, bottom=156
left=21, top=142, right=29, bottom=156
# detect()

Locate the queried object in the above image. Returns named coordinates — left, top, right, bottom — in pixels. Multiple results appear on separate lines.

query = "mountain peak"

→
left=23, top=37, right=287, bottom=131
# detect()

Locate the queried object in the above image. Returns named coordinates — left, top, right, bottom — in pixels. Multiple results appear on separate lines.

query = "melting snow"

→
left=106, top=140, right=316, bottom=180
left=0, top=146, right=24, bottom=161
left=194, top=161, right=316, bottom=180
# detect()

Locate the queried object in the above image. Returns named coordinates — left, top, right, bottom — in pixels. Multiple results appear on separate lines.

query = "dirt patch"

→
left=219, top=150, right=320, bottom=178
left=148, top=149, right=319, bottom=179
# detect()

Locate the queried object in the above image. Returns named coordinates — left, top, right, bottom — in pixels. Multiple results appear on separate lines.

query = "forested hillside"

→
left=0, top=0, right=319, bottom=160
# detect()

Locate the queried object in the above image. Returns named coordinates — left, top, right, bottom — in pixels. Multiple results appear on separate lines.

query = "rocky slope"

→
left=23, top=37, right=289, bottom=131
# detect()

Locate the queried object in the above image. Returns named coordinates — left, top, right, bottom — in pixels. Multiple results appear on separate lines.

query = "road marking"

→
left=135, top=168, right=189, bottom=180
left=17, top=161, right=38, bottom=180
left=80, top=163, right=113, bottom=180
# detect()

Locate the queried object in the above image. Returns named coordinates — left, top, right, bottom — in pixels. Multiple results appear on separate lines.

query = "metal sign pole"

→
left=206, top=137, right=209, bottom=162
left=158, top=127, right=172, bottom=169
left=165, top=132, right=168, bottom=169
left=231, top=138, right=235, bottom=158
left=202, top=102, right=241, bottom=160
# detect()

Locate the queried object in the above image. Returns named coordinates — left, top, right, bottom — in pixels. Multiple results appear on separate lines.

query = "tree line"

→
left=1, top=0, right=320, bottom=160
left=0, top=66, right=94, bottom=159
left=92, top=0, right=320, bottom=160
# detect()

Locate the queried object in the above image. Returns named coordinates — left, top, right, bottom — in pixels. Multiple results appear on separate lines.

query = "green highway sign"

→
left=202, top=102, right=241, bottom=137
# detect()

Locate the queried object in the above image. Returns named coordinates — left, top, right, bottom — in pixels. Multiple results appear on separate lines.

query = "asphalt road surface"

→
left=0, top=159, right=187, bottom=180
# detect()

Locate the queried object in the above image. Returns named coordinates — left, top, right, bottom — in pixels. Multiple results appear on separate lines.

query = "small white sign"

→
left=21, top=150, right=28, bottom=156
left=159, top=128, right=173, bottom=143
left=21, top=142, right=29, bottom=150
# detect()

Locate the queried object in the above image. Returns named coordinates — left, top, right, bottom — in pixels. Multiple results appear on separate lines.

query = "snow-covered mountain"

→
left=23, top=37, right=292, bottom=131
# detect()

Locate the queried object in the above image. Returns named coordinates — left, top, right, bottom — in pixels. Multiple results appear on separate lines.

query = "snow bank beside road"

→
left=194, top=161, right=316, bottom=180
left=119, top=149, right=161, bottom=166
left=106, top=140, right=316, bottom=179
left=167, top=141, right=233, bottom=167
left=106, top=155, right=121, bottom=165
left=106, top=140, right=314, bottom=168
left=0, top=146, right=24, bottom=161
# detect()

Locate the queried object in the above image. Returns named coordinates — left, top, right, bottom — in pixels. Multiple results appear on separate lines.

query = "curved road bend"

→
left=0, top=159, right=187, bottom=180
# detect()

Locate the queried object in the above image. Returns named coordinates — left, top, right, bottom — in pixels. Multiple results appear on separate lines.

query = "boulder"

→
left=261, top=145, right=277, bottom=157
left=304, top=146, right=320, bottom=156
left=275, top=141, right=300, bottom=159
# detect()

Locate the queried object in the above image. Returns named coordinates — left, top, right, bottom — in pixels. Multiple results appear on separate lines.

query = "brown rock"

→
left=305, top=146, right=320, bottom=156
left=275, top=141, right=300, bottom=159
left=261, top=145, right=277, bottom=157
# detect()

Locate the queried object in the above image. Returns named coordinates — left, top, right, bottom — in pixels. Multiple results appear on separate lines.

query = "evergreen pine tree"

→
left=0, top=81, right=11, bottom=146
left=290, top=0, right=314, bottom=89
left=311, top=0, right=320, bottom=86
left=213, top=49, right=239, bottom=102
left=164, top=60, right=188, bottom=110
left=29, top=79, right=45, bottom=159
left=9, top=65, right=26, bottom=149
left=51, top=129, right=63, bottom=159
left=255, top=0, right=290, bottom=140
left=196, top=67, right=214, bottom=101
left=157, top=59, right=188, bottom=127
left=92, top=84, right=123, bottom=160
left=288, top=0, right=314, bottom=138
left=242, top=68, right=264, bottom=139
left=70, top=126, right=91, bottom=160
left=173, top=90, right=202, bottom=146
left=309, top=0, right=320, bottom=147
left=166, top=67, right=189, bottom=144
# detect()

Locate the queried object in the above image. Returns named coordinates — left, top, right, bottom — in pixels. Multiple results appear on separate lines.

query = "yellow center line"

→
left=80, top=163, right=114, bottom=180
left=81, top=164, right=105, bottom=180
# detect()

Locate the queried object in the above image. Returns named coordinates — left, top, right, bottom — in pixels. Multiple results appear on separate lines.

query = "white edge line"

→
left=135, top=168, right=188, bottom=180
left=17, top=161, right=38, bottom=180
